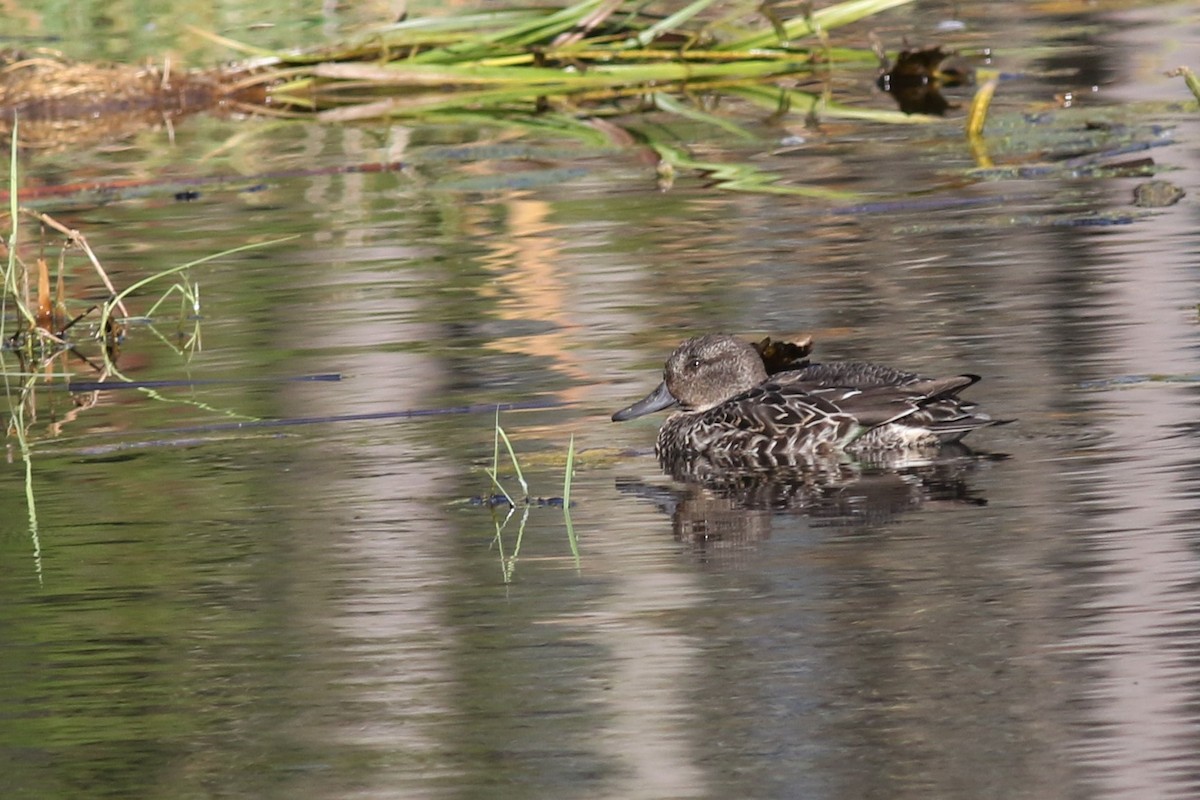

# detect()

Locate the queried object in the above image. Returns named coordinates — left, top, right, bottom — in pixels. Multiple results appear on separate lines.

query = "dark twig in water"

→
left=54, top=398, right=567, bottom=442
left=66, top=373, right=343, bottom=392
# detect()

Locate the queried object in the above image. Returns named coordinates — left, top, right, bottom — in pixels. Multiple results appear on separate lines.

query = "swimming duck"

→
left=611, top=334, right=1005, bottom=467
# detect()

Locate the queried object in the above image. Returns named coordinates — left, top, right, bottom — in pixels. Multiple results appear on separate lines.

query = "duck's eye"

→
left=689, top=358, right=702, bottom=370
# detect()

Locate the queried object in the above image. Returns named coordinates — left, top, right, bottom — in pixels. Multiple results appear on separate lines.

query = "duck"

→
left=611, top=334, right=1006, bottom=467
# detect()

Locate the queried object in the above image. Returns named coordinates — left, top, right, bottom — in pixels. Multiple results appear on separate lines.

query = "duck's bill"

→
left=611, top=381, right=678, bottom=422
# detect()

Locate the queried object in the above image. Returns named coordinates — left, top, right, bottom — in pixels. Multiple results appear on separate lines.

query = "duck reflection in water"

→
left=611, top=334, right=1010, bottom=550
left=616, top=448, right=994, bottom=554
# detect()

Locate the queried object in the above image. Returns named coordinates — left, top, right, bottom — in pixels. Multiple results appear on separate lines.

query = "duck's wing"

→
left=695, top=382, right=865, bottom=454
left=801, top=376, right=969, bottom=424
left=780, top=360, right=925, bottom=388
left=815, top=375, right=1009, bottom=445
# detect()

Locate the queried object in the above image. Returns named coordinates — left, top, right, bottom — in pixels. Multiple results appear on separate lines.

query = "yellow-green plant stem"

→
left=562, top=434, right=576, bottom=510
left=563, top=434, right=579, bottom=567
left=495, top=420, right=529, bottom=498
left=966, top=77, right=998, bottom=138
left=722, top=0, right=917, bottom=50
left=1166, top=66, right=1200, bottom=102
left=626, top=0, right=722, bottom=48
left=487, top=408, right=517, bottom=507
left=3, top=121, right=42, bottom=583
left=3, top=121, right=37, bottom=331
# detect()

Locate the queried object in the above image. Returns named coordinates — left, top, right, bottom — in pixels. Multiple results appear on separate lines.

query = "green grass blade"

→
left=562, top=433, right=576, bottom=510
left=1164, top=66, right=1200, bottom=102
left=641, top=132, right=859, bottom=199
left=5, top=117, right=36, bottom=330
left=487, top=469, right=516, bottom=508
left=7, top=117, right=15, bottom=238
left=649, top=92, right=757, bottom=140
left=726, top=83, right=940, bottom=124
left=564, top=505, right=579, bottom=569
left=627, top=0, right=722, bottom=48
left=378, top=9, right=546, bottom=40
left=488, top=407, right=516, bottom=508
left=301, top=57, right=815, bottom=91
left=489, top=0, right=613, bottom=47
left=495, top=422, right=529, bottom=499
left=411, top=0, right=610, bottom=63
left=563, top=434, right=579, bottom=568
left=99, top=234, right=299, bottom=341
left=492, top=406, right=502, bottom=472
left=722, top=0, right=918, bottom=50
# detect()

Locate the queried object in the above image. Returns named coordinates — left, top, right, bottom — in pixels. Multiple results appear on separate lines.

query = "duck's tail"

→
left=847, top=375, right=1012, bottom=448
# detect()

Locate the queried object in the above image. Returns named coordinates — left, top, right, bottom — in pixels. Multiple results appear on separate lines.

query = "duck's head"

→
left=611, top=334, right=769, bottom=421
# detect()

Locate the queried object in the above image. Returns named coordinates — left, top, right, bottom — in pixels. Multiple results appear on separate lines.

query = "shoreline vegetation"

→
left=1, top=0, right=922, bottom=149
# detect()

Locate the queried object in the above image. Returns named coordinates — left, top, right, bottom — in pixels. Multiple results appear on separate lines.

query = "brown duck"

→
left=612, top=334, right=1007, bottom=466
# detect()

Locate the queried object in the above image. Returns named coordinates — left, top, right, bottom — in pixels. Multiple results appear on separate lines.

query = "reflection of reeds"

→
left=211, top=0, right=916, bottom=121
left=0, top=49, right=237, bottom=151
left=0, top=1, right=927, bottom=194
left=196, top=0, right=923, bottom=195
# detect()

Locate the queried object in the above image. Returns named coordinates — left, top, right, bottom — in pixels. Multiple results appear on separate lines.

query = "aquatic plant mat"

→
left=1, top=1, right=920, bottom=149
left=207, top=0, right=911, bottom=115
left=4, top=0, right=1195, bottom=202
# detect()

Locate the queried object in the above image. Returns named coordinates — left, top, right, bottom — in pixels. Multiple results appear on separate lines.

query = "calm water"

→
left=3, top=2, right=1200, bottom=798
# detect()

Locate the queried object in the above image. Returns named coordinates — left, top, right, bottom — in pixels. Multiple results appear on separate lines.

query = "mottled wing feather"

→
left=782, top=361, right=923, bottom=388
left=658, top=381, right=860, bottom=464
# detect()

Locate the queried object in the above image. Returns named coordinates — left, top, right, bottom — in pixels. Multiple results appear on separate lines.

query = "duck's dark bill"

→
left=611, top=381, right=678, bottom=422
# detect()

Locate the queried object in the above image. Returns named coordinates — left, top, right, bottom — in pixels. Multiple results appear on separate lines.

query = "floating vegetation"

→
left=2, top=2, right=1186, bottom=205
left=0, top=0, right=922, bottom=153
left=0, top=0, right=971, bottom=201
left=214, top=0, right=917, bottom=118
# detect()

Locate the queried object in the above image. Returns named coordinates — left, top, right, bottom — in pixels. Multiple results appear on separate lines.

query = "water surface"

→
left=3, top=2, right=1200, bottom=798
